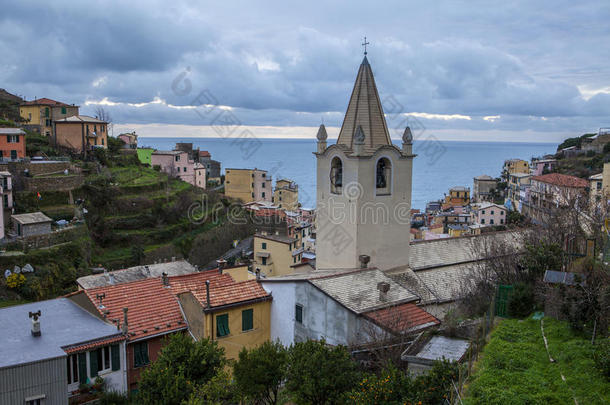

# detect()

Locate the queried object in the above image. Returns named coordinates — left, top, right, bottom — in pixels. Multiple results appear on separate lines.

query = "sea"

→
left=139, top=137, right=556, bottom=211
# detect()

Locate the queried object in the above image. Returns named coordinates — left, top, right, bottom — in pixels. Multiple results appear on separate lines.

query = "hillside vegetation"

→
left=464, top=317, right=609, bottom=405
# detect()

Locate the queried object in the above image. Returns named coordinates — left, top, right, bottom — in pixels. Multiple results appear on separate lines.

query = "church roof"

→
left=336, top=56, right=392, bottom=152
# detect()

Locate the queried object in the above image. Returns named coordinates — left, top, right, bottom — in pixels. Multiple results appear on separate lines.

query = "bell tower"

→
left=315, top=55, right=415, bottom=271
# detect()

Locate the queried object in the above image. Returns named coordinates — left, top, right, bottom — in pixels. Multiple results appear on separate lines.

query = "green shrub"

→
left=594, top=339, right=610, bottom=380
left=507, top=283, right=535, bottom=318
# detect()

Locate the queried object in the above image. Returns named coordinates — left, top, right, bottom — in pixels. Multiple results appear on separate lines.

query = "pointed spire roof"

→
left=336, top=56, right=392, bottom=150
left=316, top=124, right=328, bottom=141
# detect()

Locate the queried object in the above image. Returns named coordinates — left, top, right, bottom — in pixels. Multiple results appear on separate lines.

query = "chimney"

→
left=161, top=272, right=169, bottom=287
left=255, top=268, right=261, bottom=280
left=359, top=255, right=370, bottom=269
left=29, top=310, right=41, bottom=337
left=377, top=282, right=390, bottom=302
left=122, top=308, right=128, bottom=334
left=171, top=256, right=176, bottom=262
left=144, top=265, right=151, bottom=276
left=217, top=259, right=227, bottom=274
left=205, top=280, right=211, bottom=309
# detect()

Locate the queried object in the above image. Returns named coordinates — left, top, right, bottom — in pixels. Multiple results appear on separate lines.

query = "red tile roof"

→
left=22, top=97, right=72, bottom=107
left=85, top=278, right=187, bottom=341
left=364, top=302, right=439, bottom=334
left=63, top=334, right=126, bottom=354
left=83, top=269, right=271, bottom=340
left=531, top=173, right=588, bottom=188
left=199, top=150, right=211, bottom=157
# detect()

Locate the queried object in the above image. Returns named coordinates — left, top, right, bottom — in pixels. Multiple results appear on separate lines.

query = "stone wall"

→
left=1, top=161, right=71, bottom=176
left=22, top=174, right=84, bottom=192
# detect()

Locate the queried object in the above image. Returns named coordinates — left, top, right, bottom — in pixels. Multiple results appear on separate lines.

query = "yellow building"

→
left=20, top=98, right=79, bottom=137
left=177, top=278, right=272, bottom=360
left=503, top=159, right=530, bottom=179
left=272, top=179, right=299, bottom=211
left=443, top=186, right=470, bottom=208
left=54, top=115, right=108, bottom=154
left=448, top=224, right=469, bottom=237
left=253, top=233, right=302, bottom=277
left=589, top=162, right=610, bottom=207
left=225, top=168, right=272, bottom=203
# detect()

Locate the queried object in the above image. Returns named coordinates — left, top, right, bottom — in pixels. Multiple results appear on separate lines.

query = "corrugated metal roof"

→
left=11, top=212, right=53, bottom=225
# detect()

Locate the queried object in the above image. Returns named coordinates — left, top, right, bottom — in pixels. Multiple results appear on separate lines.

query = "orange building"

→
left=0, top=128, right=26, bottom=160
left=54, top=115, right=108, bottom=154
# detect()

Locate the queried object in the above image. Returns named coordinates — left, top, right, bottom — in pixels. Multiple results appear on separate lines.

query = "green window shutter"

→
left=242, top=309, right=253, bottom=331
left=89, top=350, right=98, bottom=378
left=78, top=353, right=87, bottom=383
left=61, top=107, right=66, bottom=114
left=45, top=107, right=49, bottom=117
left=295, top=304, right=303, bottom=323
left=111, top=344, right=120, bottom=371
left=216, top=314, right=229, bottom=337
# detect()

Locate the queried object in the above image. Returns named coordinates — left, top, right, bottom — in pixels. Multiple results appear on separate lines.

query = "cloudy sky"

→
left=2, top=0, right=609, bottom=143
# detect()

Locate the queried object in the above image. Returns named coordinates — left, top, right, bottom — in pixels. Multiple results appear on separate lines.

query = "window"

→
left=102, top=138, right=104, bottom=146
left=293, top=257, right=297, bottom=263
left=6, top=135, right=18, bottom=143
left=262, top=173, right=266, bottom=178
left=262, top=182, right=265, bottom=188
left=10, top=150, right=17, bottom=160
left=597, top=182, right=603, bottom=190
left=500, top=219, right=504, bottom=224
left=481, top=219, right=485, bottom=224
left=262, top=192, right=265, bottom=198
left=134, top=341, right=150, bottom=368
left=376, top=158, right=392, bottom=195
left=491, top=210, right=494, bottom=215
left=330, top=157, right=343, bottom=194
left=67, top=354, right=79, bottom=384
left=252, top=192, right=255, bottom=198
left=96, top=346, right=111, bottom=372
left=61, top=106, right=66, bottom=114
left=45, top=119, right=51, bottom=126
left=45, top=107, right=49, bottom=117
left=481, top=210, right=485, bottom=214
left=217, top=314, right=230, bottom=337
left=261, top=257, right=267, bottom=265
left=25, top=395, right=45, bottom=405
left=183, top=167, right=187, bottom=172
left=242, top=309, right=253, bottom=331
left=490, top=219, right=494, bottom=225
left=500, top=211, right=504, bottom=215
left=295, top=304, right=303, bottom=323
left=175, top=155, right=180, bottom=162
left=262, top=242, right=267, bottom=249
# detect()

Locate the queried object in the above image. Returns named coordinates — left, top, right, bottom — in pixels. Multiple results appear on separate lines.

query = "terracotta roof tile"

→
left=63, top=334, right=126, bottom=354
left=83, top=270, right=271, bottom=340
left=85, top=278, right=187, bottom=341
left=531, top=173, right=588, bottom=188
left=22, top=97, right=72, bottom=107
left=364, top=302, right=439, bottom=334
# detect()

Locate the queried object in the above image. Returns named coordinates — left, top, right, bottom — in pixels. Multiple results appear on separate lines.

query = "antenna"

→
left=96, top=293, right=106, bottom=308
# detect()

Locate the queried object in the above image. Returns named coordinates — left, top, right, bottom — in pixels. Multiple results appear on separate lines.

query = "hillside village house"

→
left=272, top=178, right=299, bottom=210
left=588, top=162, right=610, bottom=207
left=0, top=128, right=26, bottom=160
left=199, top=151, right=221, bottom=180
left=581, top=128, right=610, bottom=153
left=443, top=186, right=470, bottom=209
left=507, top=172, right=531, bottom=211
left=151, top=150, right=202, bottom=188
left=0, top=298, right=127, bottom=405
left=0, top=171, right=13, bottom=228
left=503, top=158, right=529, bottom=179
left=531, top=158, right=557, bottom=176
left=261, top=267, right=439, bottom=347
left=73, top=269, right=271, bottom=390
left=472, top=202, right=507, bottom=226
left=194, top=163, right=206, bottom=189
left=522, top=173, right=588, bottom=224
left=0, top=190, right=3, bottom=239
left=117, top=132, right=138, bottom=149
left=225, top=168, right=272, bottom=203
left=54, top=115, right=108, bottom=154
left=472, top=175, right=498, bottom=202
left=253, top=232, right=302, bottom=277
left=20, top=98, right=79, bottom=137
left=11, top=211, right=53, bottom=237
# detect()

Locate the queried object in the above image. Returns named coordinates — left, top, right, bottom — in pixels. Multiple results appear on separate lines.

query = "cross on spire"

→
left=362, top=36, right=370, bottom=55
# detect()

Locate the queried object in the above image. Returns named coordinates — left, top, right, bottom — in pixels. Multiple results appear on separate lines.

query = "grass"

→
left=464, top=317, right=610, bottom=405
left=0, top=299, right=30, bottom=308
left=109, top=166, right=165, bottom=186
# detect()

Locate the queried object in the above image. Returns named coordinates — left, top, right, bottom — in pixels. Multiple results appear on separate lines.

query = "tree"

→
left=95, top=106, right=113, bottom=135
left=136, top=334, right=225, bottom=405
left=285, top=340, right=359, bottom=405
left=131, top=245, right=145, bottom=266
left=233, top=340, right=288, bottom=404
left=107, top=136, right=125, bottom=155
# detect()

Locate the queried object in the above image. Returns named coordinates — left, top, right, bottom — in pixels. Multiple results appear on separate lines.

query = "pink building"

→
left=151, top=150, right=198, bottom=186
left=472, top=202, right=507, bottom=226
left=532, top=159, right=557, bottom=176
left=117, top=132, right=138, bottom=149
left=194, top=163, right=206, bottom=189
